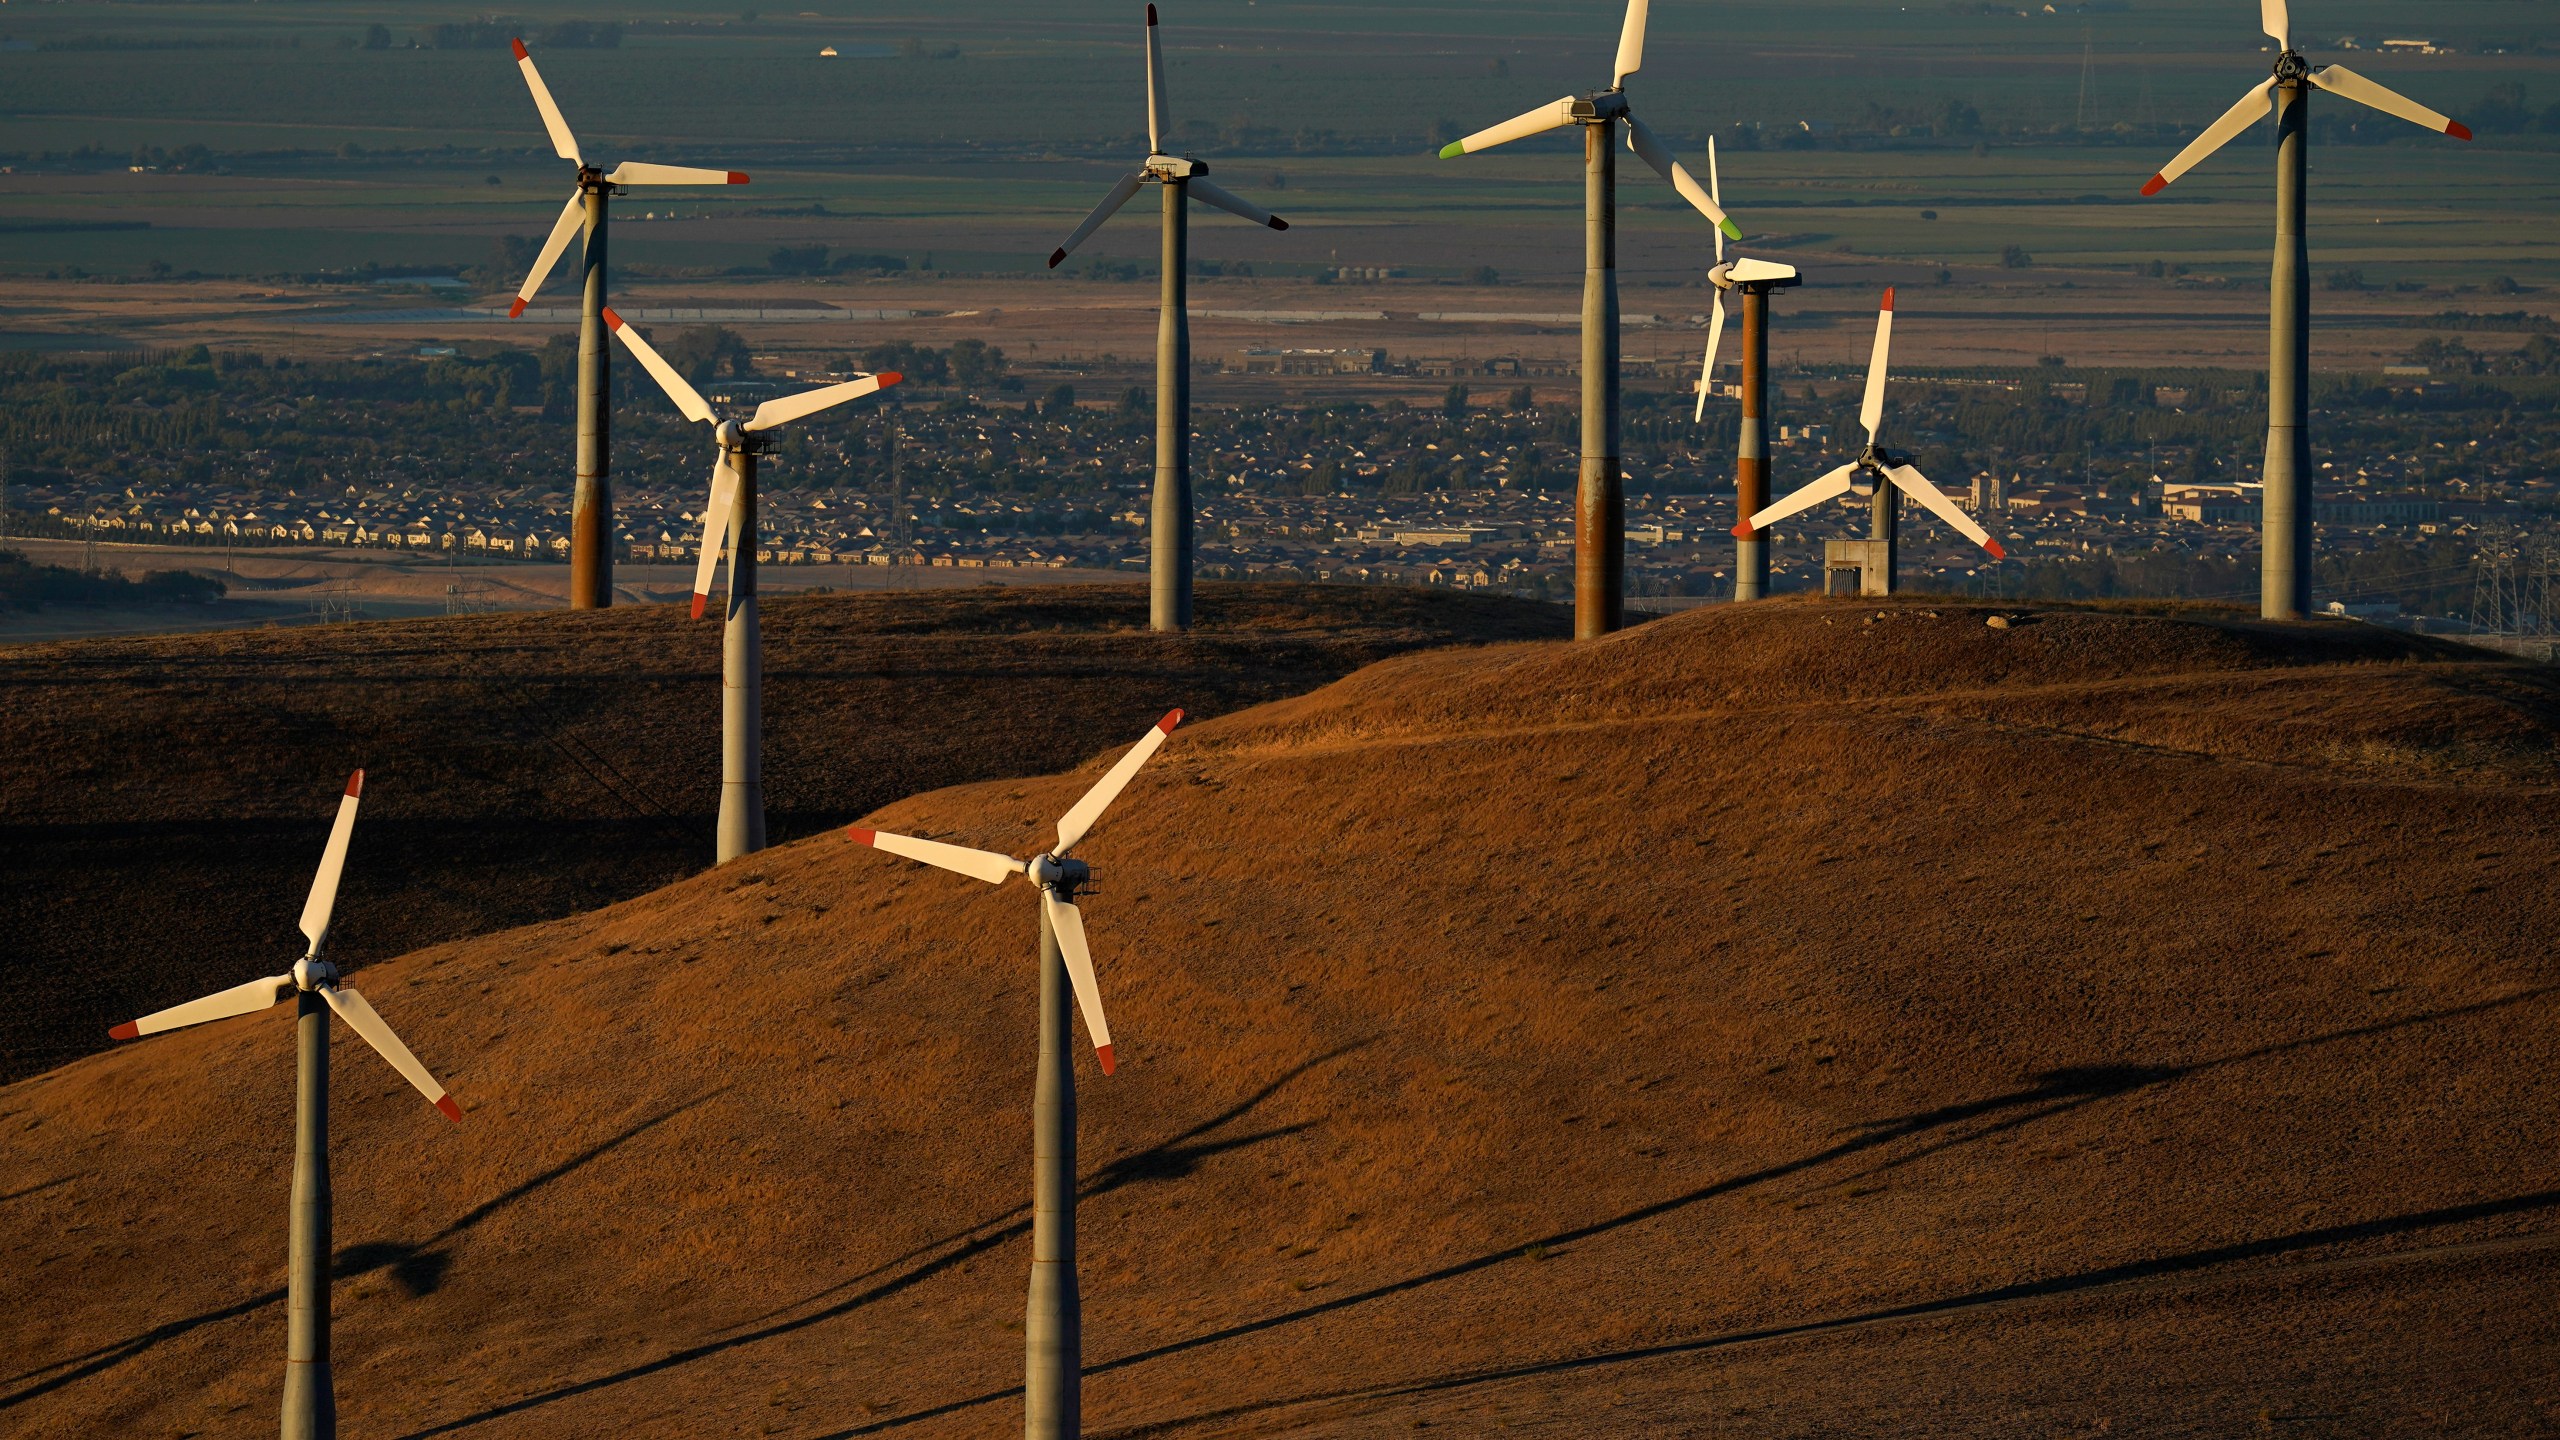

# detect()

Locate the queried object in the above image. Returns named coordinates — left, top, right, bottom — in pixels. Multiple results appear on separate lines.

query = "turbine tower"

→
left=108, top=771, right=460, bottom=1440
left=2139, top=0, right=2469, bottom=620
left=1738, top=291, right=2004, bottom=594
left=605, top=309, right=900, bottom=863
left=850, top=711, right=1181, bottom=1440
left=507, top=37, right=749, bottom=610
left=1688, top=138, right=1798, bottom=602
left=1047, top=5, right=1288, bottom=634
left=1440, top=0, right=1740, bottom=638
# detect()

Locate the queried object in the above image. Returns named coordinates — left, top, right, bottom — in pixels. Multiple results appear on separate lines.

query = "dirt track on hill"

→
left=1, top=598, right=2554, bottom=1439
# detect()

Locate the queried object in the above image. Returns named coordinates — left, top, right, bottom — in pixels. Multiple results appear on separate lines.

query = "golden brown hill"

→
left=4, top=599, right=2556, bottom=1439
left=0, top=583, right=1565, bottom=1085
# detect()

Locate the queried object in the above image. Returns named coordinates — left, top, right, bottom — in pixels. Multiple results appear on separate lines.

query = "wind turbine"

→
left=107, top=771, right=459, bottom=1440
left=1440, top=0, right=1740, bottom=639
left=603, top=309, right=899, bottom=864
left=2139, top=0, right=2469, bottom=620
left=506, top=36, right=750, bottom=611
left=850, top=710, right=1181, bottom=1440
left=1046, top=5, right=1288, bottom=634
left=1687, top=137, right=1799, bottom=602
left=1736, top=290, right=2004, bottom=595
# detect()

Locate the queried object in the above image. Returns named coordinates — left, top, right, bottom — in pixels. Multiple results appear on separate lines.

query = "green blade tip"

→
left=1719, top=218, right=1743, bottom=241
left=1437, top=141, right=1467, bottom=160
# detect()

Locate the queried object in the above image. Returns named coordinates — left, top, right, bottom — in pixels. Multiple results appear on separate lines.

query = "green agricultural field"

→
left=0, top=1, right=2551, bottom=291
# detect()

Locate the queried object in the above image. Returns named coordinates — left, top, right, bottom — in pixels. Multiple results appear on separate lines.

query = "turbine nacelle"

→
left=1573, top=92, right=1632, bottom=123
left=1027, top=853, right=1092, bottom=893
left=291, top=957, right=340, bottom=991
left=1145, top=155, right=1207, bottom=180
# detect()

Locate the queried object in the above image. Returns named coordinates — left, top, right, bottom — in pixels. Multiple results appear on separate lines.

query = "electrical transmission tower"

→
left=2470, top=534, right=2558, bottom=638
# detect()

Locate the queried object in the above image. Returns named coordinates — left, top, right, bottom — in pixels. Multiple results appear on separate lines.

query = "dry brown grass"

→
left=0, top=582, right=1564, bottom=1083
left=2, top=595, right=2554, bottom=1439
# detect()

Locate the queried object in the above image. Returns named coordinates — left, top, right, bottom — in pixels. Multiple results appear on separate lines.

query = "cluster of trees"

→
left=0, top=550, right=225, bottom=612
left=2405, top=335, right=2560, bottom=378
left=765, top=246, right=911, bottom=277
left=383, top=21, right=620, bottom=50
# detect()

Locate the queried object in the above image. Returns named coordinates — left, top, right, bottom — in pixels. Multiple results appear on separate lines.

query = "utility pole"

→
left=1025, top=892, right=1082, bottom=1440
left=1719, top=261, right=1799, bottom=600
left=1576, top=116, right=1623, bottom=638
left=715, top=435, right=763, bottom=864
left=1154, top=175, right=1193, bottom=633
left=280, top=991, right=335, bottom=1440
left=571, top=179, right=614, bottom=609
left=2264, top=68, right=2312, bottom=620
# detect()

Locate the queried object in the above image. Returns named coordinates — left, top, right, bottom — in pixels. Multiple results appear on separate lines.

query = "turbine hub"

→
left=716, top=419, right=747, bottom=451
left=1572, top=92, right=1630, bottom=123
left=292, top=957, right=338, bottom=991
left=2273, top=50, right=2310, bottom=82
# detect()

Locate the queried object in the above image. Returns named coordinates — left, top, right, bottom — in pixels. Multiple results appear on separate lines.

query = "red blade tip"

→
left=1730, top=522, right=1754, bottom=538
left=108, top=1021, right=140, bottom=1041
left=1985, top=540, right=2007, bottom=560
left=1048, top=248, right=1069, bottom=270
left=507, top=297, right=528, bottom=319
left=728, top=171, right=751, bottom=184
left=1146, top=4, right=1158, bottom=24
left=878, top=371, right=903, bottom=387
left=344, top=770, right=364, bottom=799
left=1096, top=1044, right=1117, bottom=1075
left=435, top=1096, right=463, bottom=1122
left=2140, top=175, right=2168, bottom=197
left=510, top=37, right=529, bottom=60
left=1158, top=708, right=1184, bottom=733
left=1269, top=217, right=1289, bottom=231
left=2447, top=122, right=2473, bottom=142
left=689, top=593, right=708, bottom=620
left=1880, top=287, right=1895, bottom=312
left=601, top=306, right=625, bottom=331
left=849, top=827, right=877, bottom=846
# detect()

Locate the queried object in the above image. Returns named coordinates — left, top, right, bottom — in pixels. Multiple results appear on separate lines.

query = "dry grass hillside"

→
left=3, top=598, right=2555, bottom=1440
left=0, top=583, right=1566, bottom=1084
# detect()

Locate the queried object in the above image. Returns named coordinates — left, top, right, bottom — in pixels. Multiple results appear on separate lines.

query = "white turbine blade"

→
left=323, top=985, right=461, bottom=1121
left=1738, top=463, right=1858, bottom=534
left=689, top=455, right=739, bottom=620
left=1187, top=178, right=1289, bottom=231
left=509, top=189, right=588, bottom=319
left=1053, top=709, right=1183, bottom=858
left=1145, top=3, right=1169, bottom=154
left=298, top=770, right=364, bottom=954
left=1859, top=289, right=1896, bottom=443
left=1612, top=0, right=1650, bottom=88
left=110, top=973, right=294, bottom=1040
left=1692, top=293, right=1726, bottom=424
left=2309, top=65, right=2473, bottom=140
left=1623, top=114, right=1742, bottom=241
left=1707, top=134, right=1725, bottom=264
left=510, top=38, right=581, bottom=165
left=602, top=308, right=715, bottom=423
left=2142, top=79, right=2274, bottom=195
left=2261, top=0, right=2289, bottom=51
left=1042, top=889, right=1117, bottom=1075
left=746, top=372, right=901, bottom=432
left=1887, top=464, right=2006, bottom=559
left=849, top=826, right=1023, bottom=886
left=604, top=162, right=751, bottom=187
left=1049, top=174, right=1146, bottom=269
left=1438, top=97, right=1578, bottom=159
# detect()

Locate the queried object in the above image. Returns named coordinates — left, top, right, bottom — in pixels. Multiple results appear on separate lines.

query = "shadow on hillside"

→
left=0, top=1091, right=722, bottom=1411
left=1093, top=1189, right=2560, bottom=1438
left=795, top=985, right=2557, bottom=1439
left=388, top=1043, right=1370, bottom=1440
